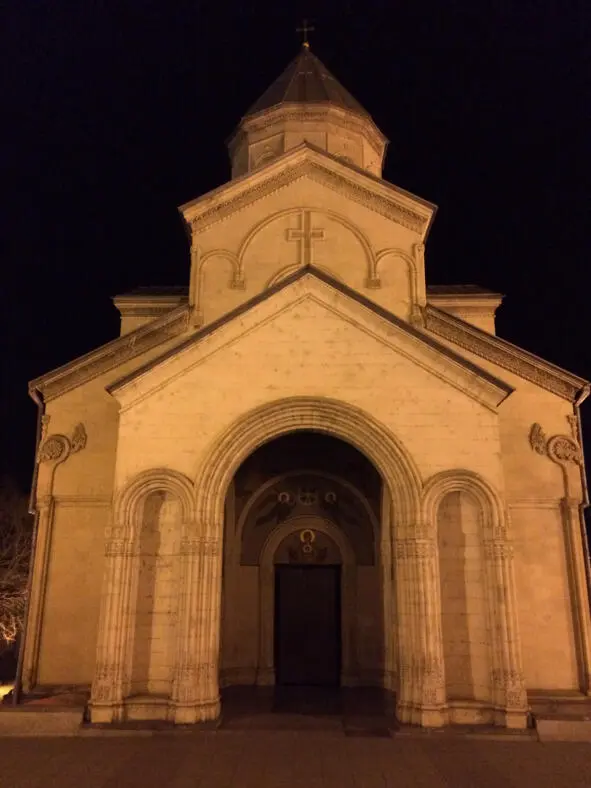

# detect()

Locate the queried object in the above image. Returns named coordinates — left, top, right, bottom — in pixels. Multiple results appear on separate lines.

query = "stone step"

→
left=0, top=707, right=84, bottom=737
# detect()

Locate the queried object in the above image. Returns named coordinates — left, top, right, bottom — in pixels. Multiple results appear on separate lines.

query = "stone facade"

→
left=22, top=49, right=591, bottom=730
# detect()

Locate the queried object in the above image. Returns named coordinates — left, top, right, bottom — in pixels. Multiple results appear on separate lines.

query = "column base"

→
left=255, top=667, right=275, bottom=686
left=496, top=709, right=529, bottom=729
left=173, top=696, right=220, bottom=724
left=88, top=702, right=124, bottom=724
left=396, top=701, right=447, bottom=727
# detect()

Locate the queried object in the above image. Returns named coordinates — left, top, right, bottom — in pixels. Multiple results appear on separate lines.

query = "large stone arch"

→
left=194, top=396, right=422, bottom=535
left=183, top=396, right=422, bottom=723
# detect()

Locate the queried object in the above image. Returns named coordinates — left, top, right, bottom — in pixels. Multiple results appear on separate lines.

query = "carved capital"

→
left=180, top=536, right=222, bottom=557
left=105, top=524, right=128, bottom=541
left=230, top=272, right=246, bottom=290
left=413, top=242, right=425, bottom=262
left=105, top=539, right=134, bottom=558
left=484, top=540, right=514, bottom=561
left=394, top=536, right=436, bottom=562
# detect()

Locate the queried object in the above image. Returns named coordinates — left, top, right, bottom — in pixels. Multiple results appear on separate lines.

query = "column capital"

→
left=484, top=540, right=514, bottom=561
left=104, top=539, right=135, bottom=558
left=395, top=521, right=435, bottom=541
left=394, top=539, right=436, bottom=562
left=179, top=535, right=222, bottom=557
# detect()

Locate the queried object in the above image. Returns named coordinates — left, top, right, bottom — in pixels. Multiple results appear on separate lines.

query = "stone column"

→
left=89, top=527, right=136, bottom=723
left=395, top=523, right=446, bottom=727
left=485, top=531, right=528, bottom=729
left=172, top=533, right=222, bottom=723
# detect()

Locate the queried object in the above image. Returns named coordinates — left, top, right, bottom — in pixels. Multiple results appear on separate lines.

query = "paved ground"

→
left=0, top=731, right=590, bottom=788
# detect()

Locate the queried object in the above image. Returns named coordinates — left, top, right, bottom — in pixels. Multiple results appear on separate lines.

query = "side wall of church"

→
left=428, top=331, right=588, bottom=691
left=30, top=334, right=189, bottom=688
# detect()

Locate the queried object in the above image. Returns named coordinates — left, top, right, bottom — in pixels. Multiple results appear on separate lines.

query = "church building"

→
left=22, top=45, right=591, bottom=729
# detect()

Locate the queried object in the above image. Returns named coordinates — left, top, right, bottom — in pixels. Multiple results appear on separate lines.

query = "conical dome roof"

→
left=246, top=46, right=370, bottom=118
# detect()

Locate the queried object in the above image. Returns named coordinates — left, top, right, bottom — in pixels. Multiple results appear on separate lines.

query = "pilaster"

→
left=484, top=531, right=528, bottom=728
left=395, top=523, right=446, bottom=727
left=89, top=526, right=136, bottom=723
left=172, top=533, right=223, bottom=723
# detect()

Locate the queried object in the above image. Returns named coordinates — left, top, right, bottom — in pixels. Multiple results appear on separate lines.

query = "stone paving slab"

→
left=0, top=731, right=590, bottom=788
left=537, top=719, right=591, bottom=742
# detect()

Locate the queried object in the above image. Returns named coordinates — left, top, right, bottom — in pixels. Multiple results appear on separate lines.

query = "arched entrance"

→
left=89, top=399, right=528, bottom=729
left=219, top=432, right=383, bottom=693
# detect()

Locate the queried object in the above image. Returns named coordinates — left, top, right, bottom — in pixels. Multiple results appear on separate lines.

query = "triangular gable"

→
left=109, top=265, right=513, bottom=410
left=179, top=143, right=436, bottom=238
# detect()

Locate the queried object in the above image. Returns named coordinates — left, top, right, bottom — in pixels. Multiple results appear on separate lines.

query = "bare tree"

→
left=0, top=478, right=32, bottom=649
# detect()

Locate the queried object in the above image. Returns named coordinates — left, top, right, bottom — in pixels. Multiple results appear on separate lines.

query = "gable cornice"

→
left=182, top=148, right=434, bottom=237
left=424, top=304, right=588, bottom=402
left=109, top=265, right=513, bottom=409
left=29, top=306, right=190, bottom=402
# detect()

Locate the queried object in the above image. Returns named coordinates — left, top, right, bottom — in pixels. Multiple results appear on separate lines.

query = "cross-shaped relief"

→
left=285, top=210, right=325, bottom=266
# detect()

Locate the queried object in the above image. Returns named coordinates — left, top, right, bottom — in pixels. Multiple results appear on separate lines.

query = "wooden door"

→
left=274, top=565, right=341, bottom=686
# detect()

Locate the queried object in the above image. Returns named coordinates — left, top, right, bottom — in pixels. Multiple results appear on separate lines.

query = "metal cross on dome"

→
left=296, top=19, right=315, bottom=48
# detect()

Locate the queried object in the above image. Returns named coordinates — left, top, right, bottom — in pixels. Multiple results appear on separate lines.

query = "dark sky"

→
left=2, top=1, right=590, bottom=491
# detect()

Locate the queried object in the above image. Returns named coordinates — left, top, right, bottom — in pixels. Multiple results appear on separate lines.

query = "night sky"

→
left=2, top=2, right=590, bottom=492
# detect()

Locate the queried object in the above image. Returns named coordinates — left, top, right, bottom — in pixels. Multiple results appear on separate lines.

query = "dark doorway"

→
left=274, top=565, right=341, bottom=687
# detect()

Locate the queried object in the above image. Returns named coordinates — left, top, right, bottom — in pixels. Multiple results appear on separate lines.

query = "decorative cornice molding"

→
left=425, top=305, right=588, bottom=402
left=188, top=159, right=430, bottom=235
left=238, top=106, right=387, bottom=154
left=110, top=267, right=512, bottom=410
left=30, top=306, right=190, bottom=402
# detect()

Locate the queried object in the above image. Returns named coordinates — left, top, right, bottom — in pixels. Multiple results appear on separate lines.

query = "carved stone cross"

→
left=286, top=210, right=325, bottom=266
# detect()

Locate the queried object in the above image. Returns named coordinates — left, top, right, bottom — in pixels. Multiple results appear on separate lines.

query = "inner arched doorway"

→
left=219, top=431, right=385, bottom=693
